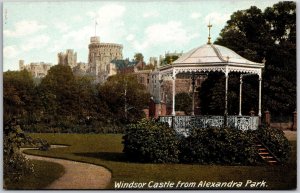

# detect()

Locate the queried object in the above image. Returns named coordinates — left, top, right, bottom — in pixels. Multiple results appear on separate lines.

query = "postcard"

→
left=3, top=0, right=296, bottom=190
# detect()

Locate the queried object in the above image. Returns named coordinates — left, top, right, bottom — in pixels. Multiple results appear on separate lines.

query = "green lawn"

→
left=24, top=133, right=296, bottom=190
left=4, top=159, right=65, bottom=190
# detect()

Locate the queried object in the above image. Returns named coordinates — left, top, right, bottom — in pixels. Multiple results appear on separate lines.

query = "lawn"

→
left=24, top=133, right=296, bottom=190
left=4, top=159, right=65, bottom=190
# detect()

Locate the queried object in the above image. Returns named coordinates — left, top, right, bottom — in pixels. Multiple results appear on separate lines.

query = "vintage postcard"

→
left=3, top=0, right=296, bottom=190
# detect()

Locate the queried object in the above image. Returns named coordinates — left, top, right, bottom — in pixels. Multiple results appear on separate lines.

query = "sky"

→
left=3, top=0, right=285, bottom=71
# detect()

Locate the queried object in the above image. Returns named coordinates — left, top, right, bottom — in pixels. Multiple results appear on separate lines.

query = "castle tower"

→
left=88, top=36, right=101, bottom=75
left=87, top=36, right=123, bottom=82
left=19, top=60, right=25, bottom=70
left=57, top=49, right=77, bottom=68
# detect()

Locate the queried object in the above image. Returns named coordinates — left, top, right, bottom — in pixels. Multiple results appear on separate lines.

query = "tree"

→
left=39, top=65, right=78, bottom=122
left=161, top=55, right=179, bottom=65
left=98, top=74, right=150, bottom=124
left=3, top=70, right=38, bottom=123
left=134, top=53, right=144, bottom=62
left=201, top=2, right=296, bottom=117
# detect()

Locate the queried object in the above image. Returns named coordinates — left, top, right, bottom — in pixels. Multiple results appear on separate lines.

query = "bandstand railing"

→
left=159, top=115, right=259, bottom=136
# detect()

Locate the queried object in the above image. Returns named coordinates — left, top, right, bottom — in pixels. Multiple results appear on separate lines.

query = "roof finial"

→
left=262, top=57, right=266, bottom=64
left=207, top=21, right=212, bottom=44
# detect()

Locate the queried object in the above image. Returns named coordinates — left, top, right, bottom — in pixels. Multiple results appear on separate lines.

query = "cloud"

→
left=204, top=12, right=230, bottom=25
left=4, top=45, right=19, bottom=58
left=73, top=15, right=83, bottom=22
left=143, top=11, right=159, bottom=18
left=190, top=12, right=202, bottom=19
left=88, top=3, right=126, bottom=26
left=21, top=35, right=50, bottom=52
left=4, top=20, right=47, bottom=37
left=49, top=28, right=90, bottom=52
left=53, top=21, right=70, bottom=32
left=49, top=3, right=127, bottom=53
left=126, top=34, right=135, bottom=41
left=131, top=21, right=198, bottom=50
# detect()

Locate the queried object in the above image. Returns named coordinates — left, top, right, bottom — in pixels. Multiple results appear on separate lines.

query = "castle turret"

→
left=19, top=60, right=25, bottom=70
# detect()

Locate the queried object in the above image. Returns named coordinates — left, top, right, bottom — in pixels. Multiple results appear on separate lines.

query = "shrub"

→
left=123, top=119, right=180, bottom=163
left=255, top=126, right=291, bottom=163
left=4, top=118, right=34, bottom=184
left=179, top=127, right=259, bottom=165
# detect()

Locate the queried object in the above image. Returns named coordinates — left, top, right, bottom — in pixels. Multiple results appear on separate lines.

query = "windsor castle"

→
left=19, top=36, right=123, bottom=83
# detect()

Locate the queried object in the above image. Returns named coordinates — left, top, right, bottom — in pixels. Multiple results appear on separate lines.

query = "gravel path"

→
left=283, top=130, right=297, bottom=141
left=21, top=146, right=112, bottom=189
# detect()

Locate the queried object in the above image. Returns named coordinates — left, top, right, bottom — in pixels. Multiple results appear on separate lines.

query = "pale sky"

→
left=3, top=0, right=284, bottom=71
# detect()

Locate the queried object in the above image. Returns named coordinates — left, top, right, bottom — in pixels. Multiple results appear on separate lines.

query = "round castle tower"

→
left=88, top=36, right=123, bottom=76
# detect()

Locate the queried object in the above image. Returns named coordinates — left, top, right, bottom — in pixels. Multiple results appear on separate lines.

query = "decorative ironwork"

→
left=159, top=115, right=259, bottom=136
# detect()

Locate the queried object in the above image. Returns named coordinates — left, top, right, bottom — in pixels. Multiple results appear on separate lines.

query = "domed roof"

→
left=173, top=44, right=262, bottom=65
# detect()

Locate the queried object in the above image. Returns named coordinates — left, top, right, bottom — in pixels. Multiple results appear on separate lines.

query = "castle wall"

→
left=19, top=60, right=52, bottom=78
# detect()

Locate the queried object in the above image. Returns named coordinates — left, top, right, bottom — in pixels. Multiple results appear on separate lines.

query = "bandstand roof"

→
left=159, top=44, right=264, bottom=77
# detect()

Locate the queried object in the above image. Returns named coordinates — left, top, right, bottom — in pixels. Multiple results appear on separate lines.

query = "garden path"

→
left=21, top=145, right=111, bottom=189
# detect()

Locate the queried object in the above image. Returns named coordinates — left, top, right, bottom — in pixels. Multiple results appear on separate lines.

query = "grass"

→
left=24, top=133, right=296, bottom=190
left=4, top=159, right=65, bottom=190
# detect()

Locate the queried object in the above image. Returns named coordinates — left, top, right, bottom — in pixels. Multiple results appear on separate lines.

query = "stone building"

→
left=87, top=36, right=123, bottom=83
left=110, top=59, right=152, bottom=92
left=149, top=57, right=158, bottom=66
left=72, top=62, right=89, bottom=76
left=19, top=60, right=52, bottom=78
left=149, top=69, right=206, bottom=115
left=57, top=49, right=77, bottom=68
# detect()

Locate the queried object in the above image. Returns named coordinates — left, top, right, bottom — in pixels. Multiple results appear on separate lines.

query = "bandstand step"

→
left=258, top=152, right=270, bottom=155
left=261, top=156, right=274, bottom=159
left=258, top=148, right=267, bottom=151
left=254, top=140, right=279, bottom=165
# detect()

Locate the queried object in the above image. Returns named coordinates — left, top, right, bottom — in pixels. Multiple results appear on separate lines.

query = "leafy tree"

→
left=161, top=55, right=179, bottom=65
left=3, top=70, right=38, bottom=123
left=134, top=53, right=144, bottom=62
left=98, top=74, right=150, bottom=124
left=201, top=2, right=296, bottom=116
left=39, top=65, right=77, bottom=121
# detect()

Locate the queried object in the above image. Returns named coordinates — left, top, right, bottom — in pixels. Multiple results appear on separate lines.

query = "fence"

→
left=159, top=115, right=259, bottom=136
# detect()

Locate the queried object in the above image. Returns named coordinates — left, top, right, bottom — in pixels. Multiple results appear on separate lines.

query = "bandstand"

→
left=157, top=25, right=265, bottom=135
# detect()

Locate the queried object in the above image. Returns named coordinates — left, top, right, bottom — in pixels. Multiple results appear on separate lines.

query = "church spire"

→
left=207, top=21, right=212, bottom=44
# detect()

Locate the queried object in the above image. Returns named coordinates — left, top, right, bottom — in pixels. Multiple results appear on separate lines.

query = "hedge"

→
left=122, top=119, right=180, bottom=163
left=179, top=127, right=259, bottom=165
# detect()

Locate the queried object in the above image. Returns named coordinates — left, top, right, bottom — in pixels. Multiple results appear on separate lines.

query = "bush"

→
left=123, top=119, right=180, bottom=163
left=179, top=127, right=259, bottom=165
left=4, top=118, right=34, bottom=184
left=255, top=126, right=291, bottom=163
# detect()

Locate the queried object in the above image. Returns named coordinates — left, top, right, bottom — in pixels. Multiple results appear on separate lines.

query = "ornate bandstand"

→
left=157, top=25, right=265, bottom=135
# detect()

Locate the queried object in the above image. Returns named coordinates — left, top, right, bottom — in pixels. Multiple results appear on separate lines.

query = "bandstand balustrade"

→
left=159, top=115, right=259, bottom=136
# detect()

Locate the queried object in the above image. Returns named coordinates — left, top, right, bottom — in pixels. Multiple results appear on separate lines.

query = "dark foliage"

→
left=123, top=119, right=180, bottom=163
left=4, top=65, right=150, bottom=134
left=175, top=92, right=192, bottom=114
left=98, top=74, right=150, bottom=124
left=3, top=118, right=34, bottom=184
left=180, top=127, right=259, bottom=165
